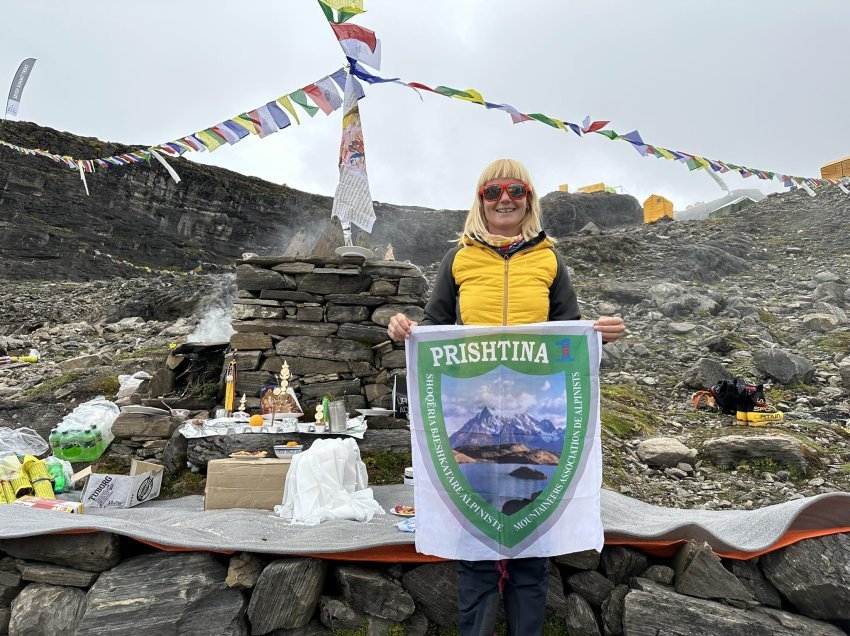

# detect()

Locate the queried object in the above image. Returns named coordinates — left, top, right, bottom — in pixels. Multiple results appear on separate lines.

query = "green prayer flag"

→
left=434, top=86, right=471, bottom=99
left=290, top=90, right=320, bottom=117
left=595, top=129, right=618, bottom=140
left=338, top=6, right=365, bottom=22
left=527, top=113, right=560, bottom=128
left=317, top=0, right=335, bottom=22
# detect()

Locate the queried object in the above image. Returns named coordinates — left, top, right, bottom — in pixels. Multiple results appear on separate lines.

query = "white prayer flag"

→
left=331, top=73, right=375, bottom=233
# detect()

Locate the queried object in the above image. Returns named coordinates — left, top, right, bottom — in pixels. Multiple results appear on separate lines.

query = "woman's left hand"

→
left=594, top=315, right=625, bottom=343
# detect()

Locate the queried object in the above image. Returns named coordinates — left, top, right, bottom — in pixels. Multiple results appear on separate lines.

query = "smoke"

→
left=187, top=273, right=237, bottom=344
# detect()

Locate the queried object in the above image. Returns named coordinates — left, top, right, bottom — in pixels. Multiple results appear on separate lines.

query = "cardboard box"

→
left=74, top=460, right=164, bottom=509
left=205, top=457, right=291, bottom=511
left=12, top=496, right=84, bottom=514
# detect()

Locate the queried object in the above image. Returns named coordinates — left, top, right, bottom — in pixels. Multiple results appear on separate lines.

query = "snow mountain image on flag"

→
left=409, top=325, right=602, bottom=556
left=446, top=369, right=567, bottom=516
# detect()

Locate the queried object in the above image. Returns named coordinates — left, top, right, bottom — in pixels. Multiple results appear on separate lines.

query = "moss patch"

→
left=600, top=384, right=658, bottom=438
left=23, top=372, right=80, bottom=397
left=85, top=374, right=120, bottom=397
left=812, top=331, right=850, bottom=354
left=160, top=470, right=207, bottom=500
left=115, top=345, right=170, bottom=361
left=360, top=451, right=411, bottom=485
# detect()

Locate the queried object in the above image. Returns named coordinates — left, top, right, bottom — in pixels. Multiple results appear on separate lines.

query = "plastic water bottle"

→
left=79, top=427, right=98, bottom=462
left=61, top=430, right=83, bottom=461
left=93, top=425, right=105, bottom=457
left=87, top=425, right=104, bottom=459
left=47, top=461, right=66, bottom=493
left=48, top=428, right=60, bottom=456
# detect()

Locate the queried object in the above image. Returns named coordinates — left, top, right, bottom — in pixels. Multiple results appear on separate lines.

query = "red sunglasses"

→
left=479, top=182, right=531, bottom=202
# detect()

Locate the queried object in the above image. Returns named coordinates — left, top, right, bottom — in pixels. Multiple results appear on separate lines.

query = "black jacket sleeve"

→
left=548, top=250, right=581, bottom=321
left=421, top=246, right=461, bottom=326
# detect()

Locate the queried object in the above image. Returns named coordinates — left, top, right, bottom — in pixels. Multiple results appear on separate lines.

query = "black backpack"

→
left=709, top=377, right=748, bottom=415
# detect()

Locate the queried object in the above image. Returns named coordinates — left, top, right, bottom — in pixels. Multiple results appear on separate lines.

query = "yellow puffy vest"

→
left=453, top=236, right=559, bottom=326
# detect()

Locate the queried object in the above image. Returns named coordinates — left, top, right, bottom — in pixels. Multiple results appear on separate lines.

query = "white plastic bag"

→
left=0, top=427, right=49, bottom=458
left=115, top=371, right=152, bottom=400
left=0, top=454, right=23, bottom=481
left=276, top=438, right=384, bottom=525
left=57, top=396, right=120, bottom=445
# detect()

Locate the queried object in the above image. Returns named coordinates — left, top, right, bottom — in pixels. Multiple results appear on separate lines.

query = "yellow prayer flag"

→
left=694, top=156, right=710, bottom=169
left=196, top=130, right=223, bottom=152
left=654, top=147, right=675, bottom=160
left=321, top=0, right=363, bottom=9
left=277, top=95, right=300, bottom=125
left=234, top=114, right=259, bottom=135
left=454, top=89, right=485, bottom=105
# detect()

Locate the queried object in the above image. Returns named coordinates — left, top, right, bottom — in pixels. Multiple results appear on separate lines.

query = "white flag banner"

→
left=406, top=321, right=603, bottom=560
left=839, top=180, right=850, bottom=195
left=798, top=182, right=817, bottom=197
left=331, top=73, right=375, bottom=233
left=5, top=58, right=36, bottom=118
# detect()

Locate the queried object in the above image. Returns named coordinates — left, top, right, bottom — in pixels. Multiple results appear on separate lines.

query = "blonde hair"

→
left=458, top=158, right=544, bottom=245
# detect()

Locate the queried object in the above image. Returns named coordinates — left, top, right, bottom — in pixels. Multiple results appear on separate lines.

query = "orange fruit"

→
left=249, top=414, right=264, bottom=427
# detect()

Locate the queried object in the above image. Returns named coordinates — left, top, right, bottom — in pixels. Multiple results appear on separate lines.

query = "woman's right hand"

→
left=388, top=313, right=418, bottom=341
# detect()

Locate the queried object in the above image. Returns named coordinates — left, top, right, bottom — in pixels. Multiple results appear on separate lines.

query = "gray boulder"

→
left=637, top=438, right=696, bottom=468
left=554, top=549, right=601, bottom=571
left=752, top=348, right=814, bottom=385
left=802, top=313, right=839, bottom=332
left=336, top=566, right=415, bottom=622
left=682, top=358, right=732, bottom=389
left=726, top=559, right=782, bottom=608
left=600, top=546, right=649, bottom=585
left=701, top=434, right=819, bottom=474
left=601, top=584, right=629, bottom=636
left=248, top=558, right=325, bottom=633
left=623, top=578, right=844, bottom=635
left=401, top=563, right=458, bottom=628
left=760, top=533, right=850, bottom=623
left=672, top=541, right=753, bottom=602
left=76, top=552, right=246, bottom=635
left=563, top=592, right=601, bottom=636
left=0, top=533, right=120, bottom=573
left=318, top=596, right=366, bottom=631
left=8, top=584, right=85, bottom=636
left=566, top=570, right=614, bottom=608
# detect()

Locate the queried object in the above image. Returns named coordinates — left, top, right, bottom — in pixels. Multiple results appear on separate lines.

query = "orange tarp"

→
left=50, top=526, right=850, bottom=563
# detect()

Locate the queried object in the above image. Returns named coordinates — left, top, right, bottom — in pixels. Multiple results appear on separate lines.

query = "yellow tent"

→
left=821, top=157, right=850, bottom=180
left=643, top=195, right=674, bottom=223
left=577, top=183, right=606, bottom=194
left=558, top=184, right=569, bottom=192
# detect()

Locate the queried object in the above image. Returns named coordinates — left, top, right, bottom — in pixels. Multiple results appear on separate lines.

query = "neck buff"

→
left=480, top=230, right=526, bottom=253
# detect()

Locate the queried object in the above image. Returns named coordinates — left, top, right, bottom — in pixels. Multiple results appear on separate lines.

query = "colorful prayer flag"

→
left=265, top=101, right=292, bottom=129
left=290, top=89, right=320, bottom=117
left=276, top=94, right=301, bottom=124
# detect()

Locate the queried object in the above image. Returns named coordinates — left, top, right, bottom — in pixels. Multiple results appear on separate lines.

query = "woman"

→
left=388, top=158, right=625, bottom=635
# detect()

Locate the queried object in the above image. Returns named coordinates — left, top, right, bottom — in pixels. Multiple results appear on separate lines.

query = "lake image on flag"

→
left=443, top=367, right=566, bottom=514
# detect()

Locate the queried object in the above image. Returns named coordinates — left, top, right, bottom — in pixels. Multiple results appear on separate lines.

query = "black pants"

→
left=457, top=557, right=549, bottom=636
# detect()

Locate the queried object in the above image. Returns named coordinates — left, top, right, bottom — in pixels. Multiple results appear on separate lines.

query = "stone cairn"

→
left=227, top=255, right=426, bottom=417
left=1, top=532, right=848, bottom=634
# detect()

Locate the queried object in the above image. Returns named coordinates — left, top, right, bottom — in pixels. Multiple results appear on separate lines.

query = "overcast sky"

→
left=2, top=1, right=846, bottom=214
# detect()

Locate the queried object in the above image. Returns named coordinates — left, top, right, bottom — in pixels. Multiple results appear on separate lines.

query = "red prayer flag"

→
left=582, top=120, right=610, bottom=134
left=407, top=82, right=437, bottom=93
left=329, top=23, right=377, bottom=52
left=303, top=83, right=334, bottom=115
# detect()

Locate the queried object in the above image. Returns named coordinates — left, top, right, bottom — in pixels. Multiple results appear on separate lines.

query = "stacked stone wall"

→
left=230, top=256, right=426, bottom=417
left=1, top=533, right=848, bottom=634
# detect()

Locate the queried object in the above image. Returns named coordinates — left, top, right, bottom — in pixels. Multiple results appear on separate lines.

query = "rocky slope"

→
left=1, top=121, right=849, bottom=512
left=0, top=121, right=641, bottom=280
